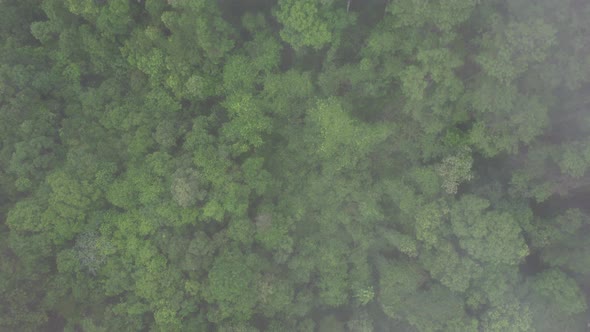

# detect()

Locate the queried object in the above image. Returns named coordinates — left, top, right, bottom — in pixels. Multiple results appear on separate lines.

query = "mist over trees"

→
left=1, top=0, right=590, bottom=331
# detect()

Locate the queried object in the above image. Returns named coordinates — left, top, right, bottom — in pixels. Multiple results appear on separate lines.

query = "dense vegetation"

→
left=1, top=0, right=590, bottom=331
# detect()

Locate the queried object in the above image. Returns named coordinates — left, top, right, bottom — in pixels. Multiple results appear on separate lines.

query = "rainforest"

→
left=1, top=0, right=590, bottom=331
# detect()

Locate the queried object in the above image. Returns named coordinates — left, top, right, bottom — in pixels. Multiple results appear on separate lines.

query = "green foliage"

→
left=308, top=97, right=389, bottom=172
left=524, top=269, right=588, bottom=332
left=530, top=269, right=587, bottom=316
left=205, top=249, right=259, bottom=322
left=1, top=0, right=589, bottom=330
left=222, top=93, right=272, bottom=154
left=450, top=195, right=529, bottom=265
left=387, top=0, right=476, bottom=32
left=403, top=285, right=478, bottom=332
left=435, top=148, right=474, bottom=194
left=378, top=258, right=424, bottom=320
left=557, top=140, right=590, bottom=178
left=419, top=240, right=482, bottom=293
left=480, top=301, right=533, bottom=332
left=477, top=19, right=557, bottom=84
left=170, top=168, right=206, bottom=208
left=74, top=231, right=112, bottom=275
left=275, top=0, right=337, bottom=50
left=318, top=315, right=345, bottom=332
left=346, top=310, right=373, bottom=332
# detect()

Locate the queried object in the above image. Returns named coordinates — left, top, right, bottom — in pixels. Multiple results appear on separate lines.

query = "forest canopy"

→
left=1, top=0, right=590, bottom=331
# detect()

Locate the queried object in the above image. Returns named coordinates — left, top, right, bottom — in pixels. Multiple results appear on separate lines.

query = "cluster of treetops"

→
left=1, top=0, right=590, bottom=331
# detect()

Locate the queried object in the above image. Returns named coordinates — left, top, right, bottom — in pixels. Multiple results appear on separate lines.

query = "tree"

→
left=307, top=97, right=389, bottom=173
left=524, top=269, right=588, bottom=332
left=479, top=300, right=533, bottom=332
left=1, top=0, right=590, bottom=330
left=435, top=148, right=474, bottom=194
left=204, top=249, right=259, bottom=322
left=450, top=195, right=529, bottom=265
left=274, top=0, right=352, bottom=50
left=476, top=19, right=556, bottom=84
left=170, top=168, right=206, bottom=208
